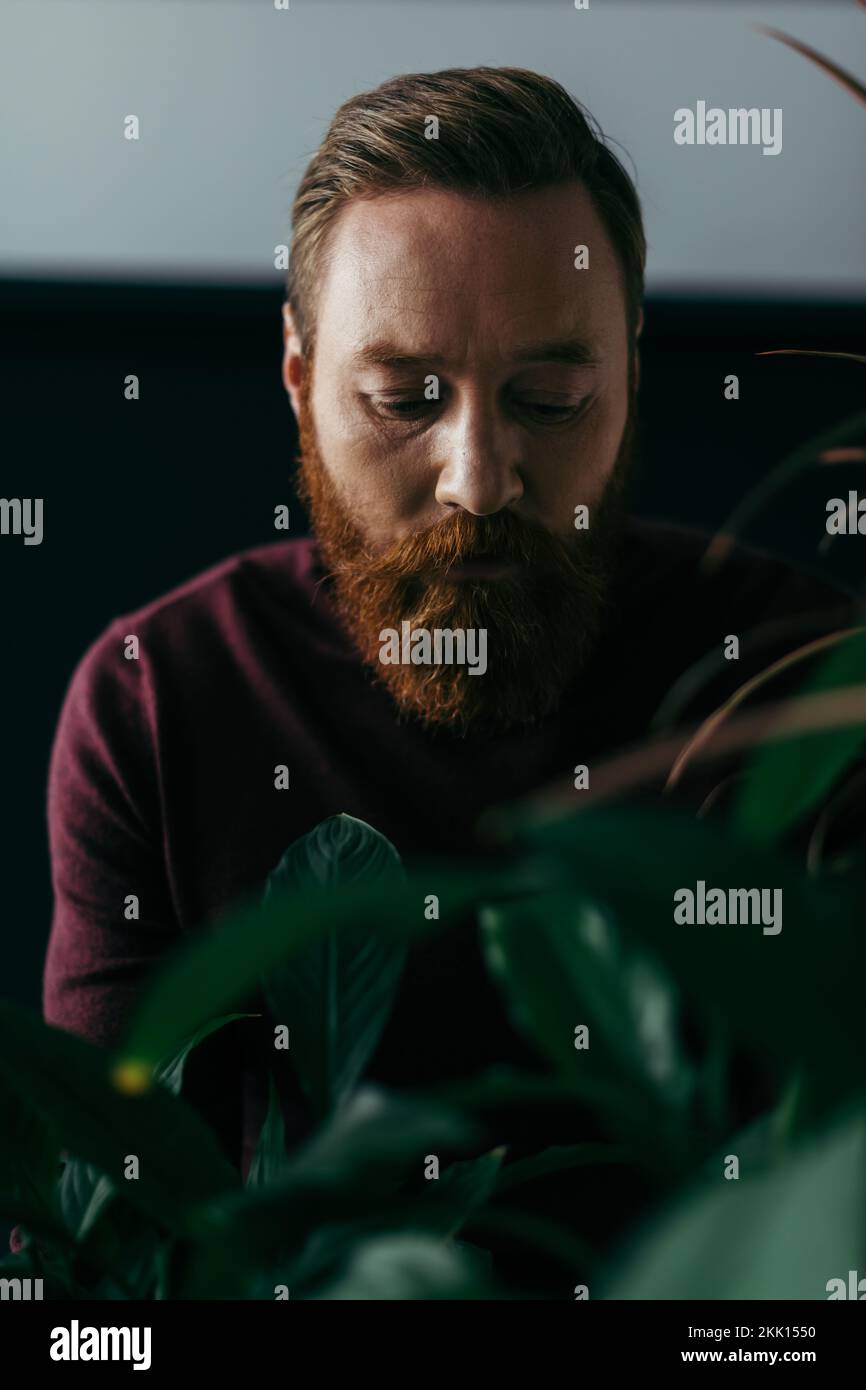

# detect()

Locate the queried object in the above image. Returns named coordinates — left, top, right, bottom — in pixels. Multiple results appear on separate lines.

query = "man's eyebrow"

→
left=351, top=344, right=448, bottom=369
left=351, top=338, right=599, bottom=369
left=512, top=337, right=598, bottom=366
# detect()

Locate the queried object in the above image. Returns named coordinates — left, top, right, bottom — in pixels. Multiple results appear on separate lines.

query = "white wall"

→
left=1, top=0, right=864, bottom=296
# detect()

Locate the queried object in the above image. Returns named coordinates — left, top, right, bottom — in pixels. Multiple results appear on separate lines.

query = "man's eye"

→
left=371, top=397, right=430, bottom=419
left=516, top=399, right=585, bottom=423
left=367, top=395, right=586, bottom=424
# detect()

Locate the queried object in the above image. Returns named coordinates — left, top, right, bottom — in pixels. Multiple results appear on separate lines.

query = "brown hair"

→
left=287, top=66, right=646, bottom=356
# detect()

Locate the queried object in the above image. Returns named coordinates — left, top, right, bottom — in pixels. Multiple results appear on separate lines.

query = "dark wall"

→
left=2, top=278, right=864, bottom=1012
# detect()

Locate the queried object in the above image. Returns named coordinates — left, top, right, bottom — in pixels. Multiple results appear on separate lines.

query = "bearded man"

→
left=41, top=68, right=856, bottom=1192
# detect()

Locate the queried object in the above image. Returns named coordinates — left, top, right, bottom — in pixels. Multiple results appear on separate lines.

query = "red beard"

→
left=295, top=375, right=636, bottom=735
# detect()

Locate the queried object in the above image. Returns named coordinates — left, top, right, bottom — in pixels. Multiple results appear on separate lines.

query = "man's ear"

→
left=281, top=302, right=305, bottom=417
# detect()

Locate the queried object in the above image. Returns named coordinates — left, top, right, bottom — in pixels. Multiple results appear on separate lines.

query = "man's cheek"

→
left=573, top=409, right=626, bottom=491
left=356, top=439, right=433, bottom=511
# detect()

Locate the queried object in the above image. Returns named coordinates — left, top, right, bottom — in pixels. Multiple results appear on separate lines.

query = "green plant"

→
left=3, top=766, right=866, bottom=1300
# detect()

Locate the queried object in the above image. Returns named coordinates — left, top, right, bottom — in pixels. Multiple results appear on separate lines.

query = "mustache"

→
left=334, top=508, right=581, bottom=584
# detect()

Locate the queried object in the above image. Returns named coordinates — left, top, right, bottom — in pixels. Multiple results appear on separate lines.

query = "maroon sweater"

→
left=41, top=520, right=857, bottom=1184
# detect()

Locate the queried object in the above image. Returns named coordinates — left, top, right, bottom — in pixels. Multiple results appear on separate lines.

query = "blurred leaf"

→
left=462, top=1206, right=597, bottom=1277
left=757, top=349, right=866, bottom=365
left=666, top=627, right=857, bottom=793
left=311, top=1232, right=498, bottom=1300
left=0, top=1003, right=238, bottom=1237
left=432, top=1066, right=642, bottom=1116
left=0, top=1071, right=66, bottom=1244
left=622, top=951, right=695, bottom=1105
left=73, top=1193, right=165, bottom=1299
left=757, top=25, right=866, bottom=109
left=180, top=1086, right=479, bottom=1294
left=807, top=757, right=866, bottom=872
left=696, top=1010, right=729, bottom=1137
left=426, top=1148, right=506, bottom=1235
left=506, top=804, right=866, bottom=1092
left=241, top=1085, right=475, bottom=1218
left=120, top=862, right=521, bottom=1075
left=482, top=898, right=637, bottom=1080
left=495, top=1142, right=635, bottom=1195
left=55, top=1014, right=251, bottom=1289
left=0, top=1247, right=83, bottom=1300
left=280, top=1151, right=507, bottom=1293
left=651, top=610, right=856, bottom=735
left=734, top=629, right=866, bottom=845
left=154, top=1013, right=255, bottom=1098
left=480, top=896, right=693, bottom=1156
left=246, top=1073, right=289, bottom=1189
left=58, top=1159, right=109, bottom=1240
left=603, top=1104, right=866, bottom=1298
left=261, top=814, right=407, bottom=1118
left=702, top=409, right=866, bottom=573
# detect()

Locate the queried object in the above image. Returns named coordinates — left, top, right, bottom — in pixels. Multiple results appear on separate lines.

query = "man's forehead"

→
left=315, top=183, right=623, bottom=358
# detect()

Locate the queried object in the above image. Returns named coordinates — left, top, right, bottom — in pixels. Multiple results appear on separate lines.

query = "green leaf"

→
left=734, top=629, right=866, bottom=846
left=0, top=1251, right=37, bottom=1277
left=495, top=1142, right=635, bottom=1195
left=508, top=804, right=866, bottom=1092
left=425, top=1149, right=506, bottom=1236
left=93, top=1229, right=165, bottom=1299
left=482, top=898, right=629, bottom=1077
left=430, top=1066, right=620, bottom=1113
left=246, top=1074, right=289, bottom=1189
left=154, top=1013, right=255, bottom=1098
left=180, top=1086, right=479, bottom=1293
left=68, top=1188, right=167, bottom=1299
left=462, top=1206, right=598, bottom=1278
left=59, top=1015, right=251, bottom=1248
left=261, top=814, right=408, bottom=1118
left=119, top=861, right=522, bottom=1074
left=0, top=1071, right=66, bottom=1244
left=603, top=1104, right=866, bottom=1299
left=261, top=1150, right=503, bottom=1293
left=480, top=895, right=694, bottom=1157
left=58, top=1159, right=108, bottom=1240
left=266, top=813, right=404, bottom=889
left=57, top=1014, right=251, bottom=1286
left=0, top=1004, right=238, bottom=1237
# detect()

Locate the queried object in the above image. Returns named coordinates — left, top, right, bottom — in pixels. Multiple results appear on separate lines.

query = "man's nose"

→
left=433, top=396, right=524, bottom=516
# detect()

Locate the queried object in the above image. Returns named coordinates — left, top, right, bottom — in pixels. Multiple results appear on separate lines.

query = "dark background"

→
left=2, top=278, right=864, bottom=1016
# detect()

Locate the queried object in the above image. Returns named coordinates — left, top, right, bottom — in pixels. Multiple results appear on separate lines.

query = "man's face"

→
left=283, top=181, right=640, bottom=735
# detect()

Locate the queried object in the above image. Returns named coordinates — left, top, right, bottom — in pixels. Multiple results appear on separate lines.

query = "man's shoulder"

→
left=61, top=537, right=334, bottom=713
left=113, top=537, right=322, bottom=633
left=95, top=536, right=328, bottom=650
